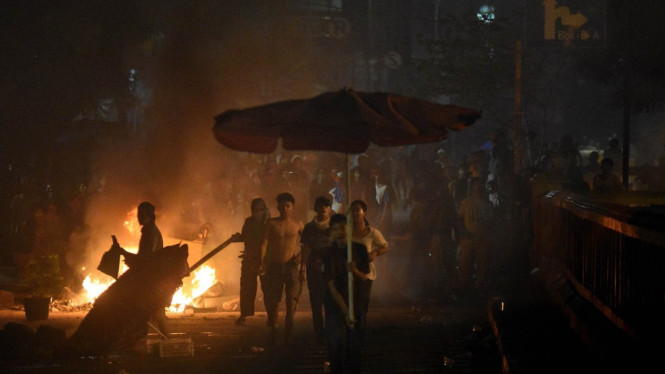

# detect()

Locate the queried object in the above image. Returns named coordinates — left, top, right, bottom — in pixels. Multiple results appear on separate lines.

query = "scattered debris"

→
left=51, top=299, right=92, bottom=312
left=222, top=298, right=239, bottom=311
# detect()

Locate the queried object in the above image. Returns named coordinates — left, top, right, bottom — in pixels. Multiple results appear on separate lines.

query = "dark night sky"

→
left=2, top=0, right=665, bottom=166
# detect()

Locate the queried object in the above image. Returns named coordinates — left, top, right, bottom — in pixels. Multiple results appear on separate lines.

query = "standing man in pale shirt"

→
left=350, top=200, right=388, bottom=318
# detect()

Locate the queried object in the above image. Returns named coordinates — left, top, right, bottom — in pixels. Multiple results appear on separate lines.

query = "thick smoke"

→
left=630, top=110, right=665, bottom=167
left=76, top=1, right=327, bottom=294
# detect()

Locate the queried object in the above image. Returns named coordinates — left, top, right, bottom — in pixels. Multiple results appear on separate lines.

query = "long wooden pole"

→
left=514, top=40, right=522, bottom=175
left=622, top=57, right=631, bottom=188
left=346, top=153, right=355, bottom=325
left=187, top=236, right=235, bottom=274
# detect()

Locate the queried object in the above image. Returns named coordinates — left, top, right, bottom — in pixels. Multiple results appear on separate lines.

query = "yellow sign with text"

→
left=527, top=0, right=605, bottom=48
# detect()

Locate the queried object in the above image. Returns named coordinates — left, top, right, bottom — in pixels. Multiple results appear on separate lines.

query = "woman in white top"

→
left=350, top=200, right=388, bottom=314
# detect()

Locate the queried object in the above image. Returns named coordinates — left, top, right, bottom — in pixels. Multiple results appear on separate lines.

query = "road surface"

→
left=0, top=298, right=502, bottom=373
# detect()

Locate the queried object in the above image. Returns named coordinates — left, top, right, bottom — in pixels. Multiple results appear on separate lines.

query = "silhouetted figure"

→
left=593, top=158, right=623, bottom=193
left=581, top=151, right=601, bottom=188
left=559, top=134, right=582, bottom=167
left=603, top=137, right=623, bottom=166
left=116, top=201, right=168, bottom=335
left=457, top=179, right=493, bottom=293
left=232, top=198, right=270, bottom=326
left=563, top=153, right=590, bottom=192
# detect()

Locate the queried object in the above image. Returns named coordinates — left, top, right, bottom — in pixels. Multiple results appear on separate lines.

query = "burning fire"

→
left=123, top=206, right=141, bottom=237
left=168, top=265, right=217, bottom=312
left=81, top=248, right=134, bottom=303
left=80, top=206, right=218, bottom=311
left=82, top=264, right=217, bottom=312
left=81, top=274, right=114, bottom=302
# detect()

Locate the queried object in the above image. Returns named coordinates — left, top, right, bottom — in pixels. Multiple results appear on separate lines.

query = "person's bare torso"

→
left=266, top=217, right=303, bottom=263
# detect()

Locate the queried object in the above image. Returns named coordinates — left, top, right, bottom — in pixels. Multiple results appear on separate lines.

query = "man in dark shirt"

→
left=300, top=196, right=333, bottom=344
left=323, top=213, right=370, bottom=374
left=232, top=198, right=270, bottom=325
left=117, top=201, right=168, bottom=334
left=121, top=201, right=163, bottom=269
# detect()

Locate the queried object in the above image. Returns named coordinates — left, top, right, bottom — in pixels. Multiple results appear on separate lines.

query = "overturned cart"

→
left=59, top=237, right=235, bottom=357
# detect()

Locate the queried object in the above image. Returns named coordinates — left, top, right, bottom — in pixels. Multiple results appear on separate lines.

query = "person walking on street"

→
left=300, top=196, right=333, bottom=345
left=259, top=192, right=305, bottom=346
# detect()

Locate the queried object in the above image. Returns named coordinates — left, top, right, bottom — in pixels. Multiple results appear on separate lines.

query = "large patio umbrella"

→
left=213, top=88, right=481, bottom=322
left=214, top=89, right=480, bottom=154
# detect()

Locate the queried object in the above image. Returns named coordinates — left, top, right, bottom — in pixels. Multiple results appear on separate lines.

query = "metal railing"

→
left=530, top=186, right=665, bottom=341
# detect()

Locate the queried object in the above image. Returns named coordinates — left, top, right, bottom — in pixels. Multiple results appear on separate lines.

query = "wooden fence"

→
left=531, top=188, right=665, bottom=341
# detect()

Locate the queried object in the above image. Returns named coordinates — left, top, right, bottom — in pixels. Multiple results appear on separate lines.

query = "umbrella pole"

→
left=346, top=153, right=355, bottom=325
left=187, top=236, right=235, bottom=274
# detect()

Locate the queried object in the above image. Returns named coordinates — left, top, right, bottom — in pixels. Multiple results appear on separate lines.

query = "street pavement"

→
left=3, top=263, right=641, bottom=374
left=0, top=296, right=503, bottom=374
left=1, top=208, right=631, bottom=373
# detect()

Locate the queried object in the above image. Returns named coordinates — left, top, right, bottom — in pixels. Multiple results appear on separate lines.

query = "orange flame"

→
left=169, top=265, right=217, bottom=312
left=81, top=262, right=217, bottom=312
left=81, top=206, right=218, bottom=311
left=123, top=206, right=141, bottom=238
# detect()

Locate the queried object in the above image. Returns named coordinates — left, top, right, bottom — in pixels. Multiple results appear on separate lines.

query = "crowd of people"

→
left=3, top=127, right=665, bottom=372
left=3, top=129, right=660, bottom=287
left=231, top=192, right=384, bottom=372
left=221, top=129, right=652, bottom=371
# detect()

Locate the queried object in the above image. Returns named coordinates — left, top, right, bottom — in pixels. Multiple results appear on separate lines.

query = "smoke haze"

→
left=75, top=0, right=331, bottom=293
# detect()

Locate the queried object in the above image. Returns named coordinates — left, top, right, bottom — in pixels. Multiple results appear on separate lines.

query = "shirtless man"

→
left=259, top=192, right=305, bottom=345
